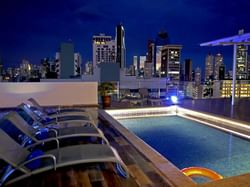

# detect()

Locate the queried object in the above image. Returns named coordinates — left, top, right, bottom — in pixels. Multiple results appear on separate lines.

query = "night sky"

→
left=0, top=0, right=250, bottom=73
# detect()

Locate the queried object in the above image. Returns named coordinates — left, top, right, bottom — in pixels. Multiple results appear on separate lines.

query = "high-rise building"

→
left=41, top=58, right=57, bottom=79
left=92, top=34, right=116, bottom=67
left=214, top=53, right=223, bottom=80
left=236, top=45, right=248, bottom=80
left=219, top=64, right=225, bottom=80
left=20, top=59, right=32, bottom=78
left=139, top=56, right=146, bottom=70
left=180, top=62, right=185, bottom=81
left=226, top=70, right=233, bottom=80
left=129, top=65, right=136, bottom=76
left=155, top=46, right=162, bottom=76
left=144, top=62, right=153, bottom=79
left=58, top=42, right=75, bottom=79
left=133, top=56, right=139, bottom=75
left=55, top=52, right=60, bottom=76
left=205, top=54, right=214, bottom=80
left=139, top=56, right=146, bottom=77
left=74, top=53, right=82, bottom=76
left=195, top=67, right=201, bottom=85
left=153, top=31, right=170, bottom=76
left=248, top=55, right=250, bottom=79
left=0, top=59, right=3, bottom=75
left=146, top=40, right=155, bottom=74
left=161, top=45, right=182, bottom=80
left=221, top=80, right=250, bottom=97
left=116, top=24, right=126, bottom=69
left=184, top=59, right=192, bottom=81
left=55, top=42, right=81, bottom=79
left=84, top=61, right=93, bottom=75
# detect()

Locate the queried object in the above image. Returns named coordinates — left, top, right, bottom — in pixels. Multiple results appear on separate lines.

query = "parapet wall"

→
left=0, top=82, right=98, bottom=108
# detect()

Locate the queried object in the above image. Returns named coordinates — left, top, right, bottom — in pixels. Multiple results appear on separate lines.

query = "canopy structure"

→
left=200, top=30, right=250, bottom=105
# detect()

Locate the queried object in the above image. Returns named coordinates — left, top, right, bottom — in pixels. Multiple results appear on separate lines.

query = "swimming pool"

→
left=118, top=115, right=250, bottom=178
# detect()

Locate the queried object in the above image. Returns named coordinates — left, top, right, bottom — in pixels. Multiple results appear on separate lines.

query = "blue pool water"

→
left=118, top=116, right=250, bottom=178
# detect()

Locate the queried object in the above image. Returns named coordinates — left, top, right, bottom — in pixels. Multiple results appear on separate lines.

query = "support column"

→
left=232, top=44, right=237, bottom=106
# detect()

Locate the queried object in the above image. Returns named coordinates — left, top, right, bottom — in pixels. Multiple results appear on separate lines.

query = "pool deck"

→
left=2, top=98, right=250, bottom=187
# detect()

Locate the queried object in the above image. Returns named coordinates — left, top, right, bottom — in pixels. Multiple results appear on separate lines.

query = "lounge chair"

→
left=0, top=129, right=129, bottom=186
left=28, top=98, right=87, bottom=115
left=17, top=103, right=95, bottom=127
left=26, top=100, right=93, bottom=121
left=1, top=111, right=109, bottom=145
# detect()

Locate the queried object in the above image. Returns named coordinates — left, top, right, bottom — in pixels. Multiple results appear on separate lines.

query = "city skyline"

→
left=0, top=0, right=250, bottom=71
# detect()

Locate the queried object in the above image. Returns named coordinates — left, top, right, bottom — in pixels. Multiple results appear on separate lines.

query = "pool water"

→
left=118, top=116, right=250, bottom=178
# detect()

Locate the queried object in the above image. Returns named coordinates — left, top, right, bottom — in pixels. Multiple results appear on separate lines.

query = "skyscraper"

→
left=236, top=45, right=248, bottom=79
left=154, top=31, right=170, bottom=76
left=84, top=61, right=93, bottom=75
left=155, top=46, right=162, bottom=76
left=58, top=42, right=75, bottom=79
left=133, top=56, right=138, bottom=75
left=116, top=24, right=126, bottom=69
left=20, top=59, right=32, bottom=78
left=248, top=55, right=250, bottom=79
left=144, top=40, right=155, bottom=78
left=139, top=56, right=146, bottom=70
left=184, top=59, right=192, bottom=81
left=161, top=45, right=182, bottom=80
left=219, top=64, right=225, bottom=80
left=92, top=34, right=116, bottom=67
left=205, top=54, right=214, bottom=80
left=74, top=53, right=82, bottom=76
left=214, top=53, right=223, bottom=80
left=195, top=67, right=201, bottom=85
left=56, top=42, right=81, bottom=79
left=0, top=58, right=3, bottom=75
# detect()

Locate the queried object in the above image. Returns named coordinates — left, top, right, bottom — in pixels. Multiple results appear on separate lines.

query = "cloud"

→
left=74, top=9, right=103, bottom=22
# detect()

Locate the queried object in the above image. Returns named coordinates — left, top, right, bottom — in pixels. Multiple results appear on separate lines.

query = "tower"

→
left=74, top=53, right=82, bottom=76
left=236, top=45, right=248, bottom=79
left=59, top=42, right=75, bottom=79
left=205, top=54, right=214, bottom=80
left=133, top=56, right=139, bottom=75
left=195, top=67, right=201, bottom=85
left=161, top=45, right=182, bottom=80
left=184, top=59, right=192, bottom=81
left=92, top=34, right=116, bottom=67
left=214, top=53, right=223, bottom=80
left=219, top=64, right=225, bottom=80
left=154, top=31, right=170, bottom=76
left=116, top=24, right=126, bottom=69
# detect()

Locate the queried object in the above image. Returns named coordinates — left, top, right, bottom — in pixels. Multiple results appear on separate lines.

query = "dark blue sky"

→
left=0, top=0, right=250, bottom=73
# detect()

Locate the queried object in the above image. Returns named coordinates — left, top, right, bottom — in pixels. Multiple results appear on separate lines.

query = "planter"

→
left=101, top=95, right=111, bottom=108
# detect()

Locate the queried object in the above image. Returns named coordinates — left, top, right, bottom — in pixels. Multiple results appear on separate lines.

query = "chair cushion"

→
left=35, top=129, right=49, bottom=140
left=25, top=149, right=44, bottom=170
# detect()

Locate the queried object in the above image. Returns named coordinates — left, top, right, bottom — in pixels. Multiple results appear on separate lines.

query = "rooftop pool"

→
left=116, top=114, right=250, bottom=179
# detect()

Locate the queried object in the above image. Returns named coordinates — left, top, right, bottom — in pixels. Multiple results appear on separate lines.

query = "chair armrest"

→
left=55, top=132, right=110, bottom=145
left=48, top=128, right=58, bottom=137
left=20, top=154, right=57, bottom=171
left=25, top=138, right=60, bottom=150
